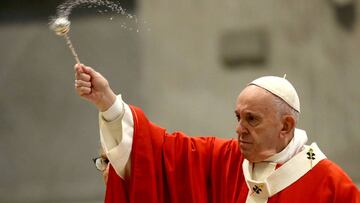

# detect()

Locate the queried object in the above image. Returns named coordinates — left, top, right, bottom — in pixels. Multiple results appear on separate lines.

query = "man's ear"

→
left=280, top=115, right=295, bottom=138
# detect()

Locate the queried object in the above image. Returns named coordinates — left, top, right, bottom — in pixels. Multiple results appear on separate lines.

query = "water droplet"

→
left=52, top=0, right=151, bottom=34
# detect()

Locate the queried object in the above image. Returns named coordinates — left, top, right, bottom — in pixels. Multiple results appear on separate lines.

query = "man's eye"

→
left=247, top=114, right=259, bottom=126
left=235, top=114, right=240, bottom=121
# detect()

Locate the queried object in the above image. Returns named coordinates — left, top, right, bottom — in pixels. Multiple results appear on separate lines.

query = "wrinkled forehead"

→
left=236, top=85, right=277, bottom=112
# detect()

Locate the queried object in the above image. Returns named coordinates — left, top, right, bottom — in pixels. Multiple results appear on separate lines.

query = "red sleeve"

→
left=128, top=106, right=227, bottom=203
left=105, top=165, right=128, bottom=203
left=105, top=105, right=165, bottom=203
left=325, top=161, right=360, bottom=203
left=104, top=106, right=246, bottom=203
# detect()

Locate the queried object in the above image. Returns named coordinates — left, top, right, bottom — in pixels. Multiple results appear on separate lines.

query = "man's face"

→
left=235, top=85, right=283, bottom=162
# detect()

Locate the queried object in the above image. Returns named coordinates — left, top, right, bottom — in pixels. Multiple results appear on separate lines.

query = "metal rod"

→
left=64, top=33, right=80, bottom=64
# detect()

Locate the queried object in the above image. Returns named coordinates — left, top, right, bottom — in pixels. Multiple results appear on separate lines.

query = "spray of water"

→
left=50, top=0, right=146, bottom=63
left=54, top=0, right=139, bottom=29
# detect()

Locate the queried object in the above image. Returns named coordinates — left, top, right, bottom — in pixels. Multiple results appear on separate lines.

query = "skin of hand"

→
left=103, top=163, right=110, bottom=185
left=74, top=63, right=116, bottom=112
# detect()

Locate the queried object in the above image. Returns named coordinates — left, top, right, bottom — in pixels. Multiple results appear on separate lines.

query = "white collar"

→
left=265, top=128, right=308, bottom=164
left=243, top=143, right=327, bottom=202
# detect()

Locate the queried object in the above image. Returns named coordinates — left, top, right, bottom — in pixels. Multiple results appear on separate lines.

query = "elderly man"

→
left=74, top=64, right=359, bottom=203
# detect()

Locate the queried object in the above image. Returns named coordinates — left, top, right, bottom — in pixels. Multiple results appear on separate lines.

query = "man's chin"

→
left=239, top=147, right=252, bottom=161
left=239, top=149, right=263, bottom=163
left=243, top=154, right=271, bottom=163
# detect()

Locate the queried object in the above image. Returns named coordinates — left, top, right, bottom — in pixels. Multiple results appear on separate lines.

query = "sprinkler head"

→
left=51, top=17, right=71, bottom=36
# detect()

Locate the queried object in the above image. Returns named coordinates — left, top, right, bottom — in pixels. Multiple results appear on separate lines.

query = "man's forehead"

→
left=238, top=85, right=273, bottom=100
left=236, top=85, right=276, bottom=111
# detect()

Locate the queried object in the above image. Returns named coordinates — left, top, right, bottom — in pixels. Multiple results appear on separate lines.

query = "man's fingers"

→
left=76, top=86, right=91, bottom=95
left=74, top=63, right=84, bottom=71
left=75, top=78, right=92, bottom=94
left=82, top=66, right=99, bottom=78
left=75, top=72, right=91, bottom=81
left=74, top=64, right=91, bottom=81
left=75, top=80, right=91, bottom=88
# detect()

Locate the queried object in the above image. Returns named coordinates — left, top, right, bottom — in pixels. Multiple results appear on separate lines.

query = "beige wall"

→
left=0, top=17, right=141, bottom=202
left=139, top=0, right=360, bottom=181
left=0, top=0, right=359, bottom=202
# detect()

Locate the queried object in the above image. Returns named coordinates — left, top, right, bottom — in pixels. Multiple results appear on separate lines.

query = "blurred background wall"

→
left=0, top=0, right=359, bottom=202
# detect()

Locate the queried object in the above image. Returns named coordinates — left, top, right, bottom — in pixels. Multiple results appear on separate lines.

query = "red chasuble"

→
left=105, top=106, right=360, bottom=203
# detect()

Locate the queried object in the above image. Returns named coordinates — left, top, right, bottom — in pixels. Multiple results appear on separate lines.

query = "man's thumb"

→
left=82, top=66, right=98, bottom=77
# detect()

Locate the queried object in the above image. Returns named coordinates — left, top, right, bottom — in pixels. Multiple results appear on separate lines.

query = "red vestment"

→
left=105, top=106, right=360, bottom=203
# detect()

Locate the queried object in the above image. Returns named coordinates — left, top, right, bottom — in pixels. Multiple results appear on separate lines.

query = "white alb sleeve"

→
left=99, top=95, right=134, bottom=179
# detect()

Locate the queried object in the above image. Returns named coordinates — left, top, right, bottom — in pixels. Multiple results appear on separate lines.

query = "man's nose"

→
left=236, top=120, right=248, bottom=135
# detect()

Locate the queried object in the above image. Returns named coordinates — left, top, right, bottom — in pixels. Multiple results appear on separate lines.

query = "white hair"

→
left=273, top=95, right=300, bottom=124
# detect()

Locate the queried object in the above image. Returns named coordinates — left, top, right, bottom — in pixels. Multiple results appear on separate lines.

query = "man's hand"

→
left=74, top=64, right=116, bottom=112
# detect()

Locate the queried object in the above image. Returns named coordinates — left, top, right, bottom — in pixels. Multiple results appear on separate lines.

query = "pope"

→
left=74, top=63, right=359, bottom=203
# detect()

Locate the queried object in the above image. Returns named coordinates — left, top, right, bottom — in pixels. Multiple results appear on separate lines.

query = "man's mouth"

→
left=238, top=140, right=252, bottom=144
left=237, top=135, right=252, bottom=144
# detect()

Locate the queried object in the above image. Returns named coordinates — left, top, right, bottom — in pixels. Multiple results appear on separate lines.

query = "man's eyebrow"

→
left=243, top=110, right=262, bottom=117
left=234, top=109, right=262, bottom=116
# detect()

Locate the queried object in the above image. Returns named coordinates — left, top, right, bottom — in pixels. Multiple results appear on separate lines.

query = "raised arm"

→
left=74, top=63, right=133, bottom=179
